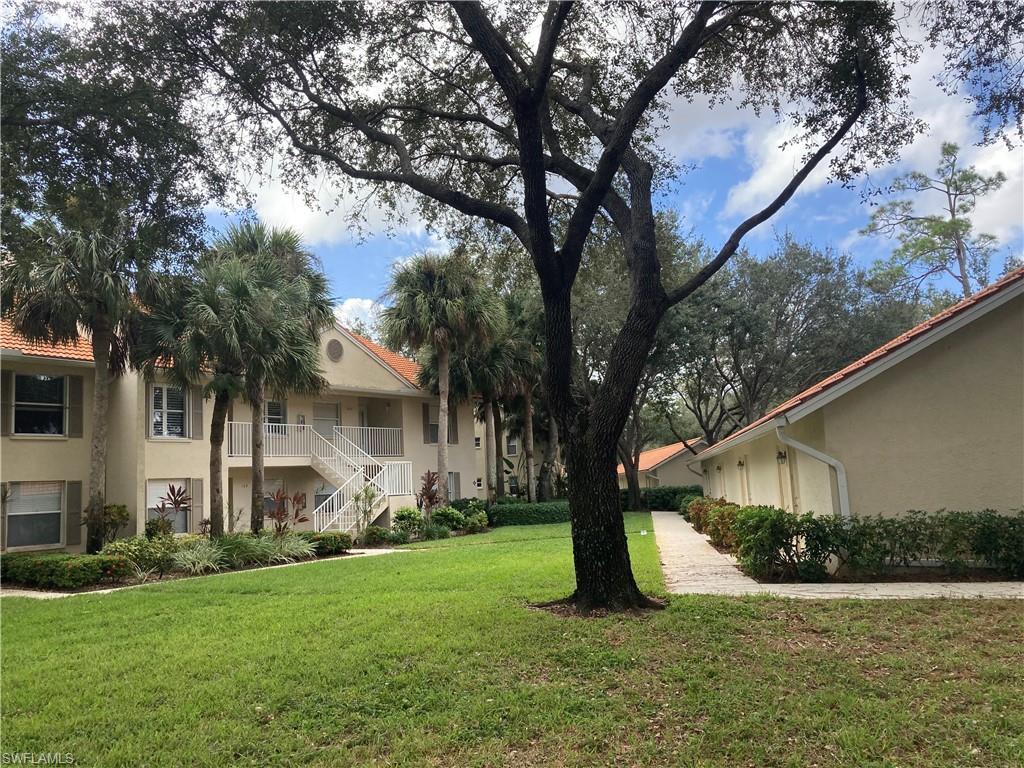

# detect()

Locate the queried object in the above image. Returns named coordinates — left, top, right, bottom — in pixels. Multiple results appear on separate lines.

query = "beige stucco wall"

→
left=651, top=453, right=705, bottom=487
left=1, top=358, right=95, bottom=552
left=703, top=293, right=1024, bottom=518
left=701, top=411, right=832, bottom=514
left=821, top=294, right=1023, bottom=517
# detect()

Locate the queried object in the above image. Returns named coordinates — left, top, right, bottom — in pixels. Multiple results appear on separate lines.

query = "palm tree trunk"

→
left=537, top=414, right=559, bottom=501
left=208, top=388, right=230, bottom=538
left=436, top=344, right=450, bottom=505
left=523, top=387, right=536, bottom=502
left=85, top=318, right=112, bottom=553
left=494, top=406, right=505, bottom=499
left=484, top=399, right=497, bottom=504
left=249, top=380, right=265, bottom=533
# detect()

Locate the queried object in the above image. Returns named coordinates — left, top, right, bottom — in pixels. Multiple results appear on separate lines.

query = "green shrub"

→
left=361, top=525, right=391, bottom=547
left=686, top=497, right=725, bottom=533
left=489, top=500, right=570, bottom=526
left=2, top=553, right=131, bottom=589
left=269, top=533, right=317, bottom=563
left=733, top=506, right=816, bottom=581
left=385, top=529, right=410, bottom=545
left=431, top=506, right=466, bottom=530
left=306, top=531, right=353, bottom=556
left=449, top=498, right=474, bottom=512
left=678, top=493, right=703, bottom=518
left=392, top=506, right=424, bottom=535
left=145, top=517, right=173, bottom=539
left=218, top=533, right=275, bottom=568
left=101, top=535, right=178, bottom=578
left=704, top=503, right=740, bottom=551
left=422, top=523, right=451, bottom=540
left=172, top=540, right=226, bottom=575
left=644, top=485, right=704, bottom=511
left=464, top=510, right=489, bottom=534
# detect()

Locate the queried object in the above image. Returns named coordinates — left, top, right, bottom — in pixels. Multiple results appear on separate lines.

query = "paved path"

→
left=650, top=510, right=1024, bottom=600
left=0, top=548, right=408, bottom=600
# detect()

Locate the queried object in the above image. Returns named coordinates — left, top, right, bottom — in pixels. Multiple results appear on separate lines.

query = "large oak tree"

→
left=107, top=0, right=1014, bottom=610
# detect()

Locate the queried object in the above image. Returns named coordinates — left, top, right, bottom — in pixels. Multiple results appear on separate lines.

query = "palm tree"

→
left=381, top=252, right=504, bottom=505
left=501, top=295, right=544, bottom=502
left=211, top=222, right=333, bottom=534
left=2, top=216, right=143, bottom=552
left=134, top=256, right=270, bottom=537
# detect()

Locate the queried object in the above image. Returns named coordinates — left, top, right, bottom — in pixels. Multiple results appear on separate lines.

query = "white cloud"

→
left=247, top=171, right=428, bottom=247
left=334, top=297, right=384, bottom=331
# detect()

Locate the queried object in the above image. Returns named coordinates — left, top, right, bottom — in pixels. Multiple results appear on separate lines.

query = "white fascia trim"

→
left=784, top=280, right=1023, bottom=423
left=695, top=280, right=1023, bottom=462
left=332, top=323, right=420, bottom=392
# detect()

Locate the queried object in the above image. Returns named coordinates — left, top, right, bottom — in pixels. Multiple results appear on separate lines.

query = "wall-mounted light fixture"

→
left=715, top=465, right=722, bottom=472
left=737, top=460, right=745, bottom=469
left=776, top=450, right=788, bottom=465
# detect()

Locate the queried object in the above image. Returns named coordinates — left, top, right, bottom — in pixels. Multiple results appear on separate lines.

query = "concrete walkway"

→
left=650, top=511, right=1024, bottom=600
left=0, top=548, right=408, bottom=600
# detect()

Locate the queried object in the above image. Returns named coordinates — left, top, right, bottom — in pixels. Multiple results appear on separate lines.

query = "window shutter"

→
left=448, top=406, right=458, bottom=444
left=146, top=385, right=153, bottom=438
left=67, top=375, right=84, bottom=438
left=422, top=403, right=430, bottom=444
left=0, top=369, right=11, bottom=436
left=190, top=478, right=204, bottom=533
left=452, top=472, right=461, bottom=499
left=65, top=481, right=82, bottom=546
left=191, top=386, right=204, bottom=440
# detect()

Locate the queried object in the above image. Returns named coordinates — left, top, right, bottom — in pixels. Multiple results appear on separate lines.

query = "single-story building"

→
left=618, top=438, right=707, bottom=489
left=693, top=267, right=1024, bottom=518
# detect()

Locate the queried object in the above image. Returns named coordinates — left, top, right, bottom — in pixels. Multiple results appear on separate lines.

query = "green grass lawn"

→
left=2, top=512, right=1022, bottom=767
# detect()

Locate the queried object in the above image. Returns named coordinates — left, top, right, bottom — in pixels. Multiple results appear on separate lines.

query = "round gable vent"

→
left=326, top=338, right=344, bottom=362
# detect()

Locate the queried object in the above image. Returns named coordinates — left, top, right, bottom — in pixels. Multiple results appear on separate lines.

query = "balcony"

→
left=336, top=425, right=404, bottom=457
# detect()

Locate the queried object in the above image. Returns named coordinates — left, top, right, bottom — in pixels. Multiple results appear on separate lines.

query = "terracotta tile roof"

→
left=700, top=266, right=1024, bottom=458
left=617, top=438, right=706, bottom=474
left=345, top=330, right=422, bottom=388
left=1, top=319, right=94, bottom=362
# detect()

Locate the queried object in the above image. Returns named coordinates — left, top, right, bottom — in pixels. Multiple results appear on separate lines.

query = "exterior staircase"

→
left=227, top=422, right=412, bottom=535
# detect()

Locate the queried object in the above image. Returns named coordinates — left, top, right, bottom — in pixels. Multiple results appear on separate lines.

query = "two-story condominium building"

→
left=1, top=320, right=482, bottom=553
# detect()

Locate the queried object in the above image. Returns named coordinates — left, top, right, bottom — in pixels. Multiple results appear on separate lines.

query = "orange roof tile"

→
left=617, top=438, right=706, bottom=474
left=700, top=266, right=1024, bottom=458
left=1, top=319, right=94, bottom=362
left=345, top=329, right=422, bottom=388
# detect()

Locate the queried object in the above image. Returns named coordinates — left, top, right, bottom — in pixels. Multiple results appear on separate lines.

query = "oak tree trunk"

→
left=249, top=380, right=265, bottom=534
left=523, top=388, right=536, bottom=502
left=85, top=319, right=112, bottom=553
left=436, top=344, right=450, bottom=504
left=208, top=388, right=230, bottom=538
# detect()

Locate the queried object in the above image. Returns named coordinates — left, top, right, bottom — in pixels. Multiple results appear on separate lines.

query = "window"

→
left=474, top=436, right=481, bottom=449
left=151, top=385, right=187, bottom=438
left=146, top=479, right=189, bottom=534
left=506, top=436, right=519, bottom=456
left=427, top=404, right=440, bottom=444
left=507, top=475, right=520, bottom=494
left=264, top=477, right=283, bottom=515
left=314, top=483, right=335, bottom=510
left=5, top=481, right=63, bottom=548
left=14, top=374, right=65, bottom=435
left=447, top=471, right=461, bottom=499
left=264, top=401, right=285, bottom=424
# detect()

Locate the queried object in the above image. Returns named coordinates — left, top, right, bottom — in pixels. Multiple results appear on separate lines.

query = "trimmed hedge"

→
left=732, top=506, right=1024, bottom=583
left=489, top=500, right=570, bottom=527
left=1, top=553, right=131, bottom=589
left=304, top=531, right=353, bottom=555
left=621, top=485, right=703, bottom=511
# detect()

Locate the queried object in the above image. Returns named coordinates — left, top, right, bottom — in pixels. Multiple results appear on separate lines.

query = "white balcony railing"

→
left=382, top=461, right=414, bottom=496
left=228, top=421, right=314, bottom=457
left=336, top=425, right=404, bottom=457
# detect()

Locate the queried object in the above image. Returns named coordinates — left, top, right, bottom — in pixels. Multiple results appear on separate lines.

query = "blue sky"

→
left=210, top=36, right=1023, bottom=329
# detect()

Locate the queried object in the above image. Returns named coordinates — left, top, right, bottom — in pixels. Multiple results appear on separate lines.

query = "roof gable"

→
left=617, top=438, right=706, bottom=474
left=699, top=266, right=1024, bottom=459
left=337, top=326, right=422, bottom=389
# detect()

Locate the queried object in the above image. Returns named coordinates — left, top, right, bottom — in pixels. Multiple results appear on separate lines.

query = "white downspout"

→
left=774, top=418, right=851, bottom=519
